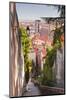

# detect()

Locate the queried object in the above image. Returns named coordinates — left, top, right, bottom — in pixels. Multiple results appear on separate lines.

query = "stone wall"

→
left=9, top=2, right=24, bottom=97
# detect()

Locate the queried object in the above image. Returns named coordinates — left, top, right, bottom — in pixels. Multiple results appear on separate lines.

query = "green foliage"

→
left=20, top=27, right=32, bottom=83
left=53, top=28, right=63, bottom=46
left=46, top=47, right=56, bottom=68
left=37, top=27, right=63, bottom=86
left=40, top=47, right=56, bottom=86
left=20, top=27, right=30, bottom=55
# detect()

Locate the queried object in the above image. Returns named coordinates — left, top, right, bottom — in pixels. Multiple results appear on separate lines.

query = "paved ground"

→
left=23, top=79, right=41, bottom=96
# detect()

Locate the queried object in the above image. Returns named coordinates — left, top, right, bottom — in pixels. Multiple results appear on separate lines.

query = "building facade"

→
left=9, top=2, right=24, bottom=97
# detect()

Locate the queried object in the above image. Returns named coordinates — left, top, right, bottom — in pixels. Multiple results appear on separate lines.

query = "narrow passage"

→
left=23, top=78, right=41, bottom=96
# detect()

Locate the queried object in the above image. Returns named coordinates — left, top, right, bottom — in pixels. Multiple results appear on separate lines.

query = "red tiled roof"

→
left=32, top=34, right=49, bottom=42
left=40, top=34, right=48, bottom=42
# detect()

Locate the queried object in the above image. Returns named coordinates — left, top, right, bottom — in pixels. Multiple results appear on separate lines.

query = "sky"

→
left=16, top=3, right=60, bottom=21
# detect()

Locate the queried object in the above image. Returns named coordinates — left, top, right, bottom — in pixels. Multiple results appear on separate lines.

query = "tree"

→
left=20, top=27, right=30, bottom=83
left=58, top=5, right=65, bottom=18
left=37, top=19, right=64, bottom=86
left=43, top=25, right=64, bottom=85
